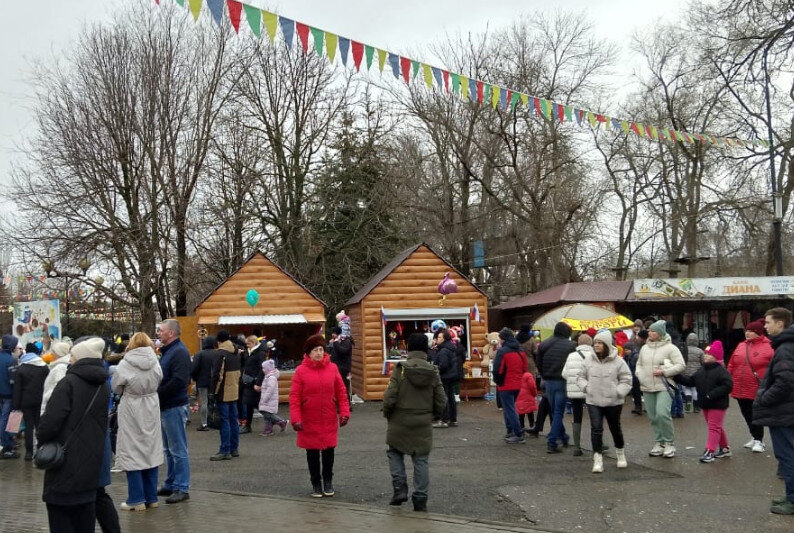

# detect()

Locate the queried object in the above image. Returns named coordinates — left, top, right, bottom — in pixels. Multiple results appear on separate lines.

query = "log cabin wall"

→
left=352, top=245, right=489, bottom=401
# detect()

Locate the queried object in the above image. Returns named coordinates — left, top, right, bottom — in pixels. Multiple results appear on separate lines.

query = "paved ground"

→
left=0, top=396, right=792, bottom=532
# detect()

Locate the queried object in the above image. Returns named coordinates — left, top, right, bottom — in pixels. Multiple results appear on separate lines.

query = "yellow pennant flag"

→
left=377, top=49, right=387, bottom=72
left=262, top=11, right=278, bottom=42
left=422, top=64, right=433, bottom=88
left=491, top=86, right=500, bottom=108
left=621, top=120, right=630, bottom=134
left=189, top=0, right=202, bottom=21
left=520, top=93, right=528, bottom=107
left=460, top=76, right=470, bottom=101
left=325, top=32, right=338, bottom=63
left=587, top=112, right=597, bottom=127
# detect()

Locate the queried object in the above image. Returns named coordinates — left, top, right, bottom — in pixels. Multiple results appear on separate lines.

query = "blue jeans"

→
left=769, top=426, right=794, bottom=503
left=0, top=398, right=14, bottom=450
left=545, top=380, right=569, bottom=448
left=161, top=405, right=190, bottom=493
left=126, top=467, right=159, bottom=505
left=218, top=401, right=239, bottom=454
left=499, top=390, right=522, bottom=438
left=671, top=385, right=684, bottom=416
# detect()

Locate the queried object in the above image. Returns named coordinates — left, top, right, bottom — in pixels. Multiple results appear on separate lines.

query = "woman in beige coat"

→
left=111, top=332, right=163, bottom=511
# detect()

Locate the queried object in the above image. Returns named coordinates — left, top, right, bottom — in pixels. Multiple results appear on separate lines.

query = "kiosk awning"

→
left=382, top=307, right=471, bottom=321
left=217, top=314, right=308, bottom=325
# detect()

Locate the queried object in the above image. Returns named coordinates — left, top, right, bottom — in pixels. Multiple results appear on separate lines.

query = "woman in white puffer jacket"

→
left=40, top=341, right=72, bottom=415
left=561, top=334, right=595, bottom=456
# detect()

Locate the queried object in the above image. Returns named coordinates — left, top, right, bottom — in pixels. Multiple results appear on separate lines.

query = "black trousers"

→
left=571, top=398, right=585, bottom=424
left=21, top=407, right=40, bottom=455
left=442, top=381, right=457, bottom=423
left=737, top=398, right=764, bottom=440
left=518, top=412, right=535, bottom=429
left=306, top=448, right=335, bottom=485
left=245, top=402, right=258, bottom=427
left=533, top=396, right=551, bottom=431
left=95, top=488, right=120, bottom=533
left=588, top=404, right=624, bottom=453
left=46, top=502, right=96, bottom=533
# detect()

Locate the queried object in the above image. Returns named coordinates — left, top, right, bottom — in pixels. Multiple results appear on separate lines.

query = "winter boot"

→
left=278, top=419, right=288, bottom=432
left=412, top=495, right=428, bottom=512
left=692, top=399, right=701, bottom=413
left=592, top=453, right=604, bottom=473
left=684, top=395, right=693, bottom=413
left=260, top=422, right=274, bottom=436
left=571, top=423, right=583, bottom=456
left=616, top=448, right=627, bottom=468
left=389, top=481, right=409, bottom=506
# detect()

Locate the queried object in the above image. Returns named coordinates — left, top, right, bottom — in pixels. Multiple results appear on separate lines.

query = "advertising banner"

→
left=633, top=277, right=794, bottom=299
left=12, top=299, right=61, bottom=346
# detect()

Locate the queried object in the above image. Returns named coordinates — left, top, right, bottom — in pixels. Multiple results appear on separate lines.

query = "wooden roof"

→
left=496, top=281, right=634, bottom=310
left=345, top=243, right=487, bottom=306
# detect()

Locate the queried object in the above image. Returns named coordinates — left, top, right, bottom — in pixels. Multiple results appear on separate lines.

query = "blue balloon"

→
left=431, top=319, right=447, bottom=333
left=245, top=289, right=259, bottom=307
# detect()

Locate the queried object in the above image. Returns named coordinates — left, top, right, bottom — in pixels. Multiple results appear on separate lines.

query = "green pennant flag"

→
left=262, top=11, right=277, bottom=42
left=326, top=32, right=338, bottom=63
left=411, top=60, right=420, bottom=78
left=510, top=91, right=520, bottom=110
left=451, top=72, right=461, bottom=94
left=564, top=105, right=573, bottom=122
left=188, top=0, right=202, bottom=21
left=376, top=49, right=386, bottom=71
left=491, top=86, right=500, bottom=109
left=243, top=4, right=261, bottom=37
left=175, top=0, right=185, bottom=6
left=364, top=45, right=374, bottom=69
left=310, top=27, right=324, bottom=56
left=422, top=64, right=433, bottom=88
left=483, top=84, right=491, bottom=105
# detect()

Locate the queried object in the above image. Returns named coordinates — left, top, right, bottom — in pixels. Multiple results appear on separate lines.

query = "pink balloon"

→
left=437, top=272, right=458, bottom=295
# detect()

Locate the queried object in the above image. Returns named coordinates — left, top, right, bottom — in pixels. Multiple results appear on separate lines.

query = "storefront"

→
left=193, top=251, right=327, bottom=402
left=345, top=244, right=490, bottom=400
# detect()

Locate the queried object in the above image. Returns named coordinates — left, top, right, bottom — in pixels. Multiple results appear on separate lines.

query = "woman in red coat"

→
left=289, top=335, right=350, bottom=498
left=727, top=319, right=774, bottom=452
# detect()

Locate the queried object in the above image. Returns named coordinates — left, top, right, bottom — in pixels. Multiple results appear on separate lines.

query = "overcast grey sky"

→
left=0, top=0, right=688, bottom=188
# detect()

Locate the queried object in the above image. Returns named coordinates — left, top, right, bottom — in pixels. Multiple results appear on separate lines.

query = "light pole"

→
left=43, top=257, right=92, bottom=337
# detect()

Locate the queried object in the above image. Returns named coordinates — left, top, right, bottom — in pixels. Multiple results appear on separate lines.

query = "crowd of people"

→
left=0, top=305, right=792, bottom=531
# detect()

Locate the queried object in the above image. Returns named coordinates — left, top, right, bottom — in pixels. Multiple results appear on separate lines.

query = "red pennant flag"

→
left=645, top=124, right=653, bottom=138
left=596, top=114, right=607, bottom=123
left=533, top=97, right=542, bottom=115
left=442, top=70, right=450, bottom=92
left=400, top=56, right=411, bottom=84
left=351, top=41, right=363, bottom=71
left=558, top=104, right=565, bottom=121
left=296, top=22, right=310, bottom=52
left=476, top=81, right=484, bottom=104
left=227, top=0, right=242, bottom=33
left=630, top=122, right=641, bottom=136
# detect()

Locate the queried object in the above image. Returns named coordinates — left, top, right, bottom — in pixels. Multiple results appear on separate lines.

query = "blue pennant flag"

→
left=432, top=66, right=442, bottom=89
left=469, top=78, right=477, bottom=102
left=207, top=0, right=224, bottom=26
left=499, top=88, right=507, bottom=109
left=388, top=52, right=400, bottom=78
left=611, top=118, right=621, bottom=131
left=279, top=17, right=294, bottom=49
left=338, top=36, right=350, bottom=66
left=574, top=108, right=583, bottom=126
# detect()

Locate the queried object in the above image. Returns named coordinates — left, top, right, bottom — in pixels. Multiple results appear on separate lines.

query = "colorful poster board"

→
left=12, top=299, right=61, bottom=346
left=633, top=277, right=794, bottom=299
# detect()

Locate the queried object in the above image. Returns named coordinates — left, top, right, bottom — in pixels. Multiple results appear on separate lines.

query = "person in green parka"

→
left=383, top=333, right=447, bottom=512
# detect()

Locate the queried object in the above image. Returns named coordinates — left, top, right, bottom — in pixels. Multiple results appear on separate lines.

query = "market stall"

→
left=193, top=251, right=327, bottom=402
left=345, top=244, right=490, bottom=401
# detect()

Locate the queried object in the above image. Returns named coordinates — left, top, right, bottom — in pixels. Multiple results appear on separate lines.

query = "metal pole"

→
left=764, top=47, right=784, bottom=275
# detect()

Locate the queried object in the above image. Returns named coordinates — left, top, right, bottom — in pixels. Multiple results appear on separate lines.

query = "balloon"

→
left=245, top=289, right=259, bottom=308
left=431, top=319, right=447, bottom=333
left=437, top=272, right=459, bottom=296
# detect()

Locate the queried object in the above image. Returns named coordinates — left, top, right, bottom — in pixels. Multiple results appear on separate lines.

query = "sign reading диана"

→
left=633, top=277, right=794, bottom=299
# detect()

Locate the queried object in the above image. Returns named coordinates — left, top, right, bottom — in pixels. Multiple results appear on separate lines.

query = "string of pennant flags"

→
left=156, top=0, right=766, bottom=150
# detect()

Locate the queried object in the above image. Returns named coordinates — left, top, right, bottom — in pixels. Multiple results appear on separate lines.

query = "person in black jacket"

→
left=191, top=336, right=219, bottom=431
left=536, top=322, right=575, bottom=453
left=13, top=343, right=49, bottom=460
left=210, top=336, right=242, bottom=460
left=677, top=344, right=733, bottom=463
left=37, top=336, right=110, bottom=532
left=240, top=335, right=267, bottom=434
left=329, top=327, right=353, bottom=401
left=433, top=330, right=459, bottom=428
left=754, top=308, right=794, bottom=515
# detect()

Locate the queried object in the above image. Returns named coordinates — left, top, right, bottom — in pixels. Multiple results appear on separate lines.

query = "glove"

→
left=292, top=422, right=304, bottom=431
left=339, top=416, right=349, bottom=427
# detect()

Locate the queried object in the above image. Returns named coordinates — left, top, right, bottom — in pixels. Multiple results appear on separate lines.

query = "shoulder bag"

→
left=34, top=385, right=103, bottom=470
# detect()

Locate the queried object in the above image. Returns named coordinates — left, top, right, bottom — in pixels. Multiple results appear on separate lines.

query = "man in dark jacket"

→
left=491, top=328, right=528, bottom=444
left=191, top=336, right=219, bottom=431
left=13, top=343, right=49, bottom=460
left=210, top=334, right=242, bottom=460
left=383, top=333, right=446, bottom=512
left=0, top=335, right=19, bottom=458
left=329, top=327, right=353, bottom=400
left=433, top=329, right=459, bottom=428
left=38, top=336, right=110, bottom=532
left=755, top=308, right=794, bottom=515
left=240, top=335, right=267, bottom=433
left=536, top=322, right=575, bottom=453
left=157, top=319, right=191, bottom=504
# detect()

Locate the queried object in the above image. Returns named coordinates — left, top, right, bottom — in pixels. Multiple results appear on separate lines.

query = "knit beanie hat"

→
left=594, top=331, right=614, bottom=349
left=303, top=334, right=326, bottom=354
left=633, top=319, right=644, bottom=328
left=261, top=359, right=275, bottom=373
left=705, top=340, right=724, bottom=362
left=51, top=341, right=71, bottom=359
left=70, top=337, right=105, bottom=362
left=649, top=320, right=667, bottom=338
left=746, top=319, right=765, bottom=337
left=498, top=327, right=515, bottom=341
left=1, top=334, right=18, bottom=352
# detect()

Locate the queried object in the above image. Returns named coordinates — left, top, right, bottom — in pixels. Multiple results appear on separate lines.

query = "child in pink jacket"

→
left=516, top=372, right=538, bottom=433
left=255, top=359, right=288, bottom=436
